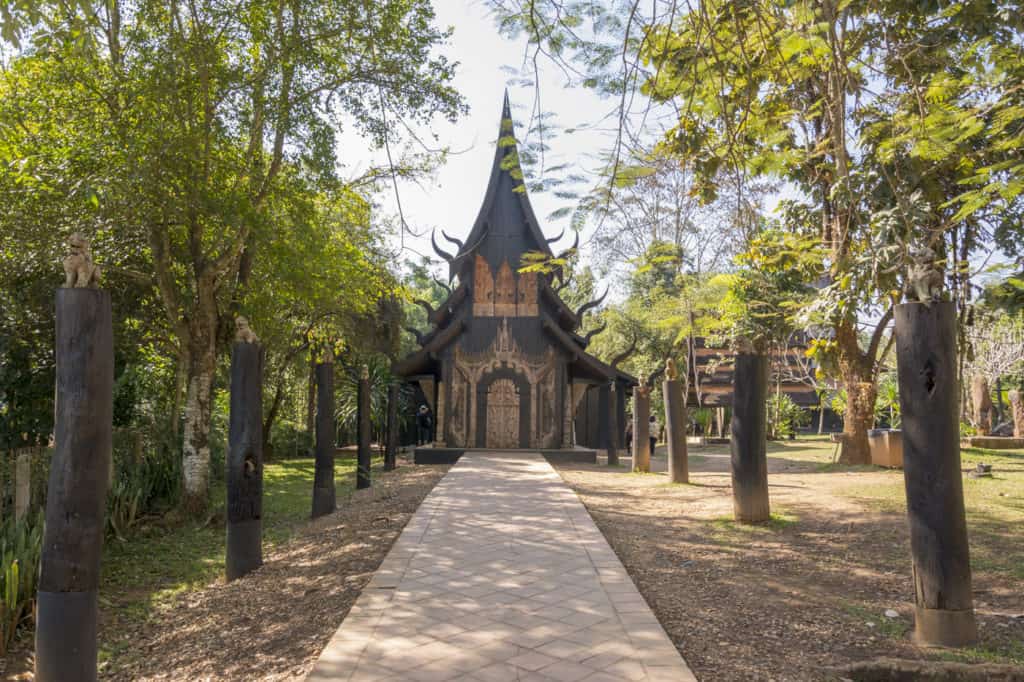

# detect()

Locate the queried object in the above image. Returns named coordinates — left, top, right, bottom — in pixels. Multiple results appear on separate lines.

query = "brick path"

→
left=307, top=452, right=696, bottom=681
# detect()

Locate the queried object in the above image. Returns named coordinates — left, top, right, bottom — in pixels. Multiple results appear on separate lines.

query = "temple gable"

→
left=395, top=91, right=636, bottom=452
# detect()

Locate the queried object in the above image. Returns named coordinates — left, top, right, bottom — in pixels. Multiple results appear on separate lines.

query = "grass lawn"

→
left=98, top=454, right=383, bottom=660
left=838, top=445, right=1024, bottom=583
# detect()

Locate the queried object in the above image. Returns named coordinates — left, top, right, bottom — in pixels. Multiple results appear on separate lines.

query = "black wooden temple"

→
left=395, top=93, right=636, bottom=461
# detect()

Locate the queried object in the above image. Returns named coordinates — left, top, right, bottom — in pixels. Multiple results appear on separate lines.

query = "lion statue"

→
left=907, top=245, right=943, bottom=305
left=234, top=316, right=259, bottom=344
left=62, top=232, right=101, bottom=288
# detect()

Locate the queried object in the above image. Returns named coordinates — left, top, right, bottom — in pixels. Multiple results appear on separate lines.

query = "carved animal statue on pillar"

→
left=907, top=246, right=943, bottom=305
left=62, top=232, right=101, bottom=288
left=234, top=316, right=259, bottom=344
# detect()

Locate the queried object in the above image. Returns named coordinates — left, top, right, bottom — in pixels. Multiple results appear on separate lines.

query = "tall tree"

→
left=639, top=0, right=1022, bottom=462
left=3, top=0, right=465, bottom=512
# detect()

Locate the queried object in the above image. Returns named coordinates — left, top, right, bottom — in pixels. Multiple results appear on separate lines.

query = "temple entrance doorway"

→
left=485, top=378, right=519, bottom=448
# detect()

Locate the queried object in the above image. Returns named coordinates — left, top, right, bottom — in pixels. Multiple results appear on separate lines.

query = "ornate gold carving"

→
left=517, top=271, right=538, bottom=316
left=494, top=261, right=516, bottom=317
left=473, top=258, right=539, bottom=318
left=486, top=379, right=519, bottom=448
left=452, top=319, right=558, bottom=448
left=473, top=255, right=494, bottom=316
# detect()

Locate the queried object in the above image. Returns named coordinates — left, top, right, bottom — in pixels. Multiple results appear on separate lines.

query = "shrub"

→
left=0, top=510, right=43, bottom=654
left=767, top=393, right=810, bottom=439
left=267, top=420, right=313, bottom=460
left=107, top=428, right=182, bottom=539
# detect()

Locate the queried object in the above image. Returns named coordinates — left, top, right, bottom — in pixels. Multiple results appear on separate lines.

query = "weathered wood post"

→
left=663, top=359, right=689, bottom=484
left=606, top=380, right=619, bottom=466
left=384, top=381, right=399, bottom=471
left=632, top=386, right=651, bottom=472
left=15, top=450, right=32, bottom=521
left=896, top=299, right=977, bottom=646
left=226, top=318, right=263, bottom=581
left=730, top=350, right=770, bottom=523
left=311, top=353, right=336, bottom=518
left=357, top=365, right=372, bottom=490
left=1008, top=387, right=1023, bottom=438
left=37, top=233, right=111, bottom=682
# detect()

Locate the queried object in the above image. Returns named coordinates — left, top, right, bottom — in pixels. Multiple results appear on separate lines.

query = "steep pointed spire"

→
left=446, top=91, right=555, bottom=267
left=498, top=88, right=518, bottom=166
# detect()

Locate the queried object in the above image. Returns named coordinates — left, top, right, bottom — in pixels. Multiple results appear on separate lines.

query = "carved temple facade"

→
left=395, top=93, right=636, bottom=451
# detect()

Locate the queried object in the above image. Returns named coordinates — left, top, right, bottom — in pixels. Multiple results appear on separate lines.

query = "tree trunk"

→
left=384, top=382, right=398, bottom=471
left=841, top=380, right=876, bottom=465
left=836, top=318, right=877, bottom=465
left=969, top=375, right=993, bottom=435
left=170, top=348, right=187, bottom=442
left=818, top=394, right=826, bottom=434
left=261, top=381, right=284, bottom=462
left=306, top=357, right=316, bottom=439
left=181, top=306, right=218, bottom=516
left=1009, top=389, right=1024, bottom=439
left=356, top=369, right=371, bottom=490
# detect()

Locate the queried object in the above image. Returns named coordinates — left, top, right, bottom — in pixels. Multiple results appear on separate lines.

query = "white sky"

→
left=340, top=0, right=621, bottom=277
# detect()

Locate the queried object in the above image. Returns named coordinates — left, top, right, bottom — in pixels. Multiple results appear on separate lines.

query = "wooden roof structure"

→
left=686, top=336, right=819, bottom=407
left=395, top=92, right=636, bottom=389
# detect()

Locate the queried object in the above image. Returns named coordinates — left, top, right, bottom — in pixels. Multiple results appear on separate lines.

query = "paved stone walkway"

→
left=308, top=452, right=696, bottom=681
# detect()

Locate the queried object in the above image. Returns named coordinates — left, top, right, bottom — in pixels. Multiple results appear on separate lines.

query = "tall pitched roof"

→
left=453, top=92, right=555, bottom=264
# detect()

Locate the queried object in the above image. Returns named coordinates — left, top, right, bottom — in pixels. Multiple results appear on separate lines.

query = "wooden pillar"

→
left=730, top=352, right=770, bottom=523
left=663, top=378, right=689, bottom=483
left=434, top=380, right=445, bottom=445
left=15, top=451, right=31, bottom=521
left=357, top=365, right=372, bottom=490
left=994, top=377, right=1004, bottom=425
left=895, top=301, right=977, bottom=647
left=37, top=287, right=113, bottom=682
left=311, top=358, right=336, bottom=518
left=226, top=337, right=264, bottom=582
left=1009, top=388, right=1024, bottom=438
left=384, top=382, right=399, bottom=471
left=632, top=387, right=651, bottom=472
left=606, top=381, right=619, bottom=466
left=561, top=368, right=573, bottom=448
left=969, top=375, right=993, bottom=435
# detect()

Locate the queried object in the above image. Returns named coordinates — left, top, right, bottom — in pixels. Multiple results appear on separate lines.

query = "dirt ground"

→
left=106, top=459, right=448, bottom=681
left=554, top=441, right=1024, bottom=682
left=1, top=457, right=448, bottom=681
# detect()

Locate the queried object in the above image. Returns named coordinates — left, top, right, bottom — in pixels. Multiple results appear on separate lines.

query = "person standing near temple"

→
left=649, top=414, right=659, bottom=456
left=416, top=404, right=432, bottom=445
